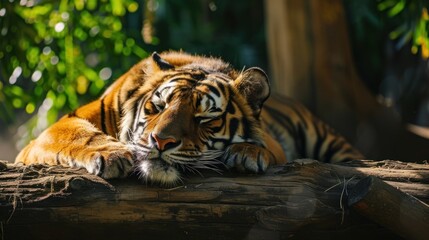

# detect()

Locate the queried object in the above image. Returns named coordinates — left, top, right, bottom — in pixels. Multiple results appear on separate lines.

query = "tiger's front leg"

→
left=222, top=143, right=276, bottom=173
left=15, top=117, right=133, bottom=179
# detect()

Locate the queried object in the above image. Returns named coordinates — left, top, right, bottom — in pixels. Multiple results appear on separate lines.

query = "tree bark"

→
left=0, top=160, right=428, bottom=240
left=264, top=0, right=429, bottom=161
left=264, top=0, right=376, bottom=130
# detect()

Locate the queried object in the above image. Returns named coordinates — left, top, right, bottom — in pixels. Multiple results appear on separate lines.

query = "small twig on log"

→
left=6, top=165, right=26, bottom=223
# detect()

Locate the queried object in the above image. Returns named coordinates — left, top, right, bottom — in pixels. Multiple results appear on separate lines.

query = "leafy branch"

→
left=0, top=0, right=147, bottom=147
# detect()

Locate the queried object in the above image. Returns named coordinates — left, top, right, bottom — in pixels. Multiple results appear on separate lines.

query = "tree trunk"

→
left=0, top=160, right=428, bottom=240
left=264, top=0, right=429, bottom=161
left=265, top=0, right=376, bottom=128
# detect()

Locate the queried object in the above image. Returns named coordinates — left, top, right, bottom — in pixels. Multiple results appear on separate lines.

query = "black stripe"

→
left=323, top=139, right=344, bottom=162
left=166, top=88, right=176, bottom=103
left=241, top=117, right=253, bottom=139
left=257, top=153, right=264, bottom=173
left=117, top=92, right=123, bottom=118
left=241, top=155, right=248, bottom=168
left=217, top=82, right=226, bottom=95
left=109, top=106, right=118, bottom=136
left=226, top=101, right=236, bottom=114
left=152, top=52, right=174, bottom=70
left=205, top=84, right=221, bottom=97
left=195, top=94, right=202, bottom=109
left=191, top=72, right=205, bottom=80
left=132, top=98, right=145, bottom=133
left=264, top=105, right=296, bottom=135
left=204, top=94, right=220, bottom=112
left=126, top=88, right=138, bottom=100
left=205, top=93, right=215, bottom=102
left=312, top=123, right=327, bottom=160
left=228, top=118, right=239, bottom=144
left=55, top=152, right=61, bottom=165
left=68, top=110, right=77, bottom=118
left=136, top=121, right=146, bottom=128
left=209, top=107, right=222, bottom=113
left=288, top=104, right=309, bottom=129
left=100, top=98, right=107, bottom=134
left=296, top=124, right=307, bottom=158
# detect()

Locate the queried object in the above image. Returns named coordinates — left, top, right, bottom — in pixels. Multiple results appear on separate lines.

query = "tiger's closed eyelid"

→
left=195, top=116, right=211, bottom=123
left=195, top=114, right=222, bottom=124
left=154, top=102, right=165, bottom=111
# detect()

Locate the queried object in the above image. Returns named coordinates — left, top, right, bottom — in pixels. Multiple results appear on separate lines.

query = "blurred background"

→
left=0, top=0, right=428, bottom=162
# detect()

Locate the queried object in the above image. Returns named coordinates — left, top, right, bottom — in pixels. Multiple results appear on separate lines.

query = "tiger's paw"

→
left=222, top=143, right=274, bottom=173
left=76, top=148, right=134, bottom=179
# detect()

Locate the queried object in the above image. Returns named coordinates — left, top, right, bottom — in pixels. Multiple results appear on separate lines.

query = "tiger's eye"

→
left=154, top=102, right=165, bottom=112
left=195, top=116, right=204, bottom=124
left=144, top=101, right=164, bottom=114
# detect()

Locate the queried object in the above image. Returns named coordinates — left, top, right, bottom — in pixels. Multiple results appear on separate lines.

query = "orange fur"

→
left=16, top=51, right=362, bottom=183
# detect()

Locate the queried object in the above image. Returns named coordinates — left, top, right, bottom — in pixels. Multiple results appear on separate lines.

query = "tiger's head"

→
left=119, top=52, right=270, bottom=185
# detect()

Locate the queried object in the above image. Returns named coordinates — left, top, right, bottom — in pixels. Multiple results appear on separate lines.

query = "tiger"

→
left=15, top=51, right=364, bottom=185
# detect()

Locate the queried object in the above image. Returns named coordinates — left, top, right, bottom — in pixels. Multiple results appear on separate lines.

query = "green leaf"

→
left=12, top=98, right=24, bottom=108
left=74, top=0, right=85, bottom=11
left=25, top=102, right=36, bottom=114
left=377, top=0, right=397, bottom=11
left=132, top=45, right=148, bottom=58
left=87, top=0, right=98, bottom=10
left=388, top=0, right=405, bottom=17
left=111, top=0, right=125, bottom=16
left=54, top=93, right=67, bottom=109
left=9, top=86, right=24, bottom=97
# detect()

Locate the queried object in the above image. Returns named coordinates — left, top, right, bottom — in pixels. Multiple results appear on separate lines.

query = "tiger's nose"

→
left=151, top=133, right=179, bottom=151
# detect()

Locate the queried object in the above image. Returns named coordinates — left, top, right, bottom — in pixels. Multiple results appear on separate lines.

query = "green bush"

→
left=0, top=0, right=147, bottom=146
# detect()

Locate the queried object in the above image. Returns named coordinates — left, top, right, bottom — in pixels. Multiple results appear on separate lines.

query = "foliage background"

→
left=1, top=0, right=147, bottom=149
left=0, top=0, right=428, bottom=160
left=346, top=0, right=429, bottom=125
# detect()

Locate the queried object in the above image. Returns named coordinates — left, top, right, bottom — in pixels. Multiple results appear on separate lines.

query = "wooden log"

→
left=0, top=160, right=428, bottom=240
left=348, top=176, right=429, bottom=240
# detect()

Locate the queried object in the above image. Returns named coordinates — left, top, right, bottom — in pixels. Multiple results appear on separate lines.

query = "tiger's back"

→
left=261, top=96, right=363, bottom=163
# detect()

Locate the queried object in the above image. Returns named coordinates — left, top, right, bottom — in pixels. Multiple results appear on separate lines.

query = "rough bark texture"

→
left=0, top=160, right=428, bottom=240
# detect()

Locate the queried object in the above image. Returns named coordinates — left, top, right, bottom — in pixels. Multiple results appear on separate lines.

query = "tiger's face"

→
left=121, top=53, right=270, bottom=185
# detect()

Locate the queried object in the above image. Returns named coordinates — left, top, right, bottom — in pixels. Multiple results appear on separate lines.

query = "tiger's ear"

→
left=151, top=52, right=174, bottom=70
left=233, top=67, right=270, bottom=116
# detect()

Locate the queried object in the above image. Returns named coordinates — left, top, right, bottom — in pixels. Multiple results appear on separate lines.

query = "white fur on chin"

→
left=138, top=159, right=181, bottom=186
